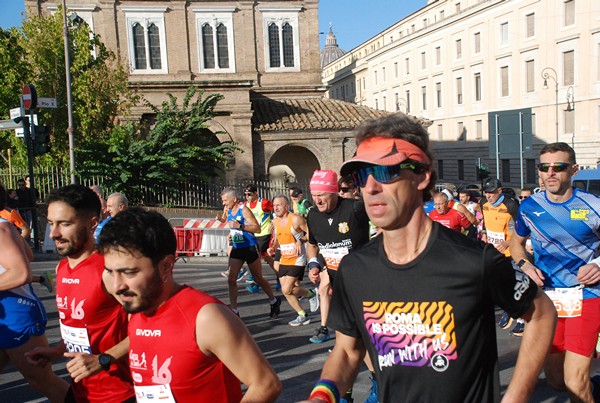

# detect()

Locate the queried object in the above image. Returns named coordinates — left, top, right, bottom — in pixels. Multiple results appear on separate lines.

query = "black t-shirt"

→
left=306, top=197, right=370, bottom=270
left=329, top=222, right=537, bottom=402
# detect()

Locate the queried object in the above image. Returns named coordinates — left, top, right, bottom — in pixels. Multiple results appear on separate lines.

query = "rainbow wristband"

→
left=308, top=379, right=340, bottom=403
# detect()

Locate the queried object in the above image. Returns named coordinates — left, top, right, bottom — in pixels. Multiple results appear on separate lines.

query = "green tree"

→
left=78, top=87, right=240, bottom=204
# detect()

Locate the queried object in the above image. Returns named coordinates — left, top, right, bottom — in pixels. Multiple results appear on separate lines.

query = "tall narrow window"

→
left=564, top=0, right=574, bottom=26
left=216, top=23, right=229, bottom=68
left=374, top=71, right=378, bottom=85
left=282, top=23, right=294, bottom=67
left=563, top=50, right=574, bottom=85
left=437, top=124, right=443, bottom=141
left=202, top=25, right=215, bottom=69
left=133, top=23, right=147, bottom=69
left=436, top=82, right=442, bottom=108
left=474, top=73, right=482, bottom=101
left=501, top=66, right=509, bottom=97
left=382, top=67, right=386, bottom=82
left=526, top=13, right=535, bottom=37
left=406, top=90, right=411, bottom=113
left=421, top=52, right=426, bottom=69
left=261, top=8, right=300, bottom=71
left=526, top=60, right=535, bottom=92
left=421, top=86, right=427, bottom=111
left=268, top=23, right=280, bottom=67
left=456, top=39, right=462, bottom=59
left=394, top=62, right=399, bottom=78
left=458, top=122, right=465, bottom=140
left=456, top=77, right=463, bottom=104
left=476, top=119, right=483, bottom=139
left=501, top=22, right=509, bottom=46
left=148, top=23, right=162, bottom=69
left=455, top=3, right=461, bottom=13
left=405, top=57, right=410, bottom=75
left=125, top=8, right=168, bottom=73
left=474, top=32, right=481, bottom=53
left=435, top=46, right=441, bottom=65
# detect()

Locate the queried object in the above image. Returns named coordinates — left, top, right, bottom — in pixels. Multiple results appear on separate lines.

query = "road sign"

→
left=9, top=107, right=22, bottom=120
left=22, top=84, right=37, bottom=110
left=37, top=98, right=57, bottom=108
left=0, top=119, right=23, bottom=130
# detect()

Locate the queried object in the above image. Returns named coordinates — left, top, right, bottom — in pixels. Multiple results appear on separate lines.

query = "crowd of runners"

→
left=0, top=112, right=599, bottom=402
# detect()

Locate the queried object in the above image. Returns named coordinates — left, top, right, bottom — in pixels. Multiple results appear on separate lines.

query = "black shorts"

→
left=256, top=235, right=271, bottom=254
left=229, top=245, right=259, bottom=264
left=278, top=264, right=305, bottom=279
left=326, top=268, right=337, bottom=286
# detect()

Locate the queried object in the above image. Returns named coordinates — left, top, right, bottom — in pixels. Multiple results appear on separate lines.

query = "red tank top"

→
left=128, top=286, right=243, bottom=402
left=56, top=252, right=133, bottom=402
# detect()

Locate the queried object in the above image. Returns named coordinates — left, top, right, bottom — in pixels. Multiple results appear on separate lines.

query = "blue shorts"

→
left=0, top=288, right=47, bottom=349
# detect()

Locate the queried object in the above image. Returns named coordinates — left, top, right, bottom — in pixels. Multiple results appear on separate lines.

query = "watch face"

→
left=99, top=354, right=111, bottom=369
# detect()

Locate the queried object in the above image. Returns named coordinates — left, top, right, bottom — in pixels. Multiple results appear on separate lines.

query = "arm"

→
left=508, top=232, right=545, bottom=286
left=456, top=203, right=476, bottom=225
left=197, top=303, right=281, bottom=402
left=0, top=222, right=32, bottom=290
left=502, top=289, right=557, bottom=402
left=239, top=207, right=261, bottom=234
left=64, top=337, right=130, bottom=383
left=305, top=240, right=321, bottom=284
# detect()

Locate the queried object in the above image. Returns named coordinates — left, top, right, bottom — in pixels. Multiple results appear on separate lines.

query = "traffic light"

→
left=477, top=162, right=490, bottom=180
left=32, top=125, right=51, bottom=156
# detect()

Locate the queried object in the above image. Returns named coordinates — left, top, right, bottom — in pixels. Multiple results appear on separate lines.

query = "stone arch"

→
left=268, top=145, right=320, bottom=183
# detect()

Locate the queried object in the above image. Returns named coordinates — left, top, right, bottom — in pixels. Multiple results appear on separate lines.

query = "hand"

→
left=308, top=267, right=320, bottom=284
left=495, top=241, right=509, bottom=253
left=25, top=346, right=61, bottom=367
left=267, top=247, right=275, bottom=257
left=521, top=262, right=545, bottom=287
left=64, top=352, right=102, bottom=383
left=577, top=262, right=600, bottom=285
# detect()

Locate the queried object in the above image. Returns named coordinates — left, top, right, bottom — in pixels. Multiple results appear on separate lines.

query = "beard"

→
left=120, top=269, right=164, bottom=314
left=54, top=228, right=89, bottom=257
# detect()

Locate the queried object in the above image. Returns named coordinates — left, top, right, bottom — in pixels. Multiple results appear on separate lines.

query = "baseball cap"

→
left=291, top=188, right=303, bottom=197
left=340, top=137, right=430, bottom=177
left=483, top=178, right=502, bottom=192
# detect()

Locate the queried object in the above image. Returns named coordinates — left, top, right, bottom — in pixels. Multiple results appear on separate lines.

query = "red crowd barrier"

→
left=173, top=226, right=204, bottom=256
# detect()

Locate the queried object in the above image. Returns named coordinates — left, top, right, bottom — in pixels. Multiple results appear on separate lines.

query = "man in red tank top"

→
left=99, top=208, right=281, bottom=402
left=26, top=185, right=134, bottom=403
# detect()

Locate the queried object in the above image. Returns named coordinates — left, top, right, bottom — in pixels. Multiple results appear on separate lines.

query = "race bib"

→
left=280, top=243, right=296, bottom=257
left=230, top=229, right=245, bottom=244
left=545, top=287, right=583, bottom=318
left=134, top=384, right=175, bottom=403
left=487, top=230, right=505, bottom=245
left=321, top=247, right=349, bottom=271
left=60, top=322, right=92, bottom=354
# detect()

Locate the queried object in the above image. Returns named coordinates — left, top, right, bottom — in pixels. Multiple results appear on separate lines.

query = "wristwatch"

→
left=516, top=259, right=529, bottom=269
left=98, top=353, right=112, bottom=371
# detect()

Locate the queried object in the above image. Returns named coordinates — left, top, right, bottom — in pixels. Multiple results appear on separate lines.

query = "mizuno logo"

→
left=62, top=278, right=80, bottom=284
left=136, top=329, right=162, bottom=337
left=532, top=211, right=545, bottom=217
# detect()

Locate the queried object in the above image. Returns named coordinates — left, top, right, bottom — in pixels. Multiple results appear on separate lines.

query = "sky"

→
left=0, top=0, right=427, bottom=51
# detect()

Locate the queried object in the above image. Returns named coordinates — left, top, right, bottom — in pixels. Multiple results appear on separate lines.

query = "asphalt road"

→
left=1, top=256, right=597, bottom=402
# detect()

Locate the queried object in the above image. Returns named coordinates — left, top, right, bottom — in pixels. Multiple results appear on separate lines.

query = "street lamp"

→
left=566, top=86, right=574, bottom=148
left=541, top=67, right=559, bottom=142
left=396, top=98, right=408, bottom=113
left=62, top=0, right=76, bottom=184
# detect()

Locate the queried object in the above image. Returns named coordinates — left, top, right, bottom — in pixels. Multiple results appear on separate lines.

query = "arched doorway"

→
left=268, top=145, right=320, bottom=183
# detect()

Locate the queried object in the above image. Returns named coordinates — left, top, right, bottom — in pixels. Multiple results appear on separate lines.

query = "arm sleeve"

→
left=483, top=244, right=537, bottom=318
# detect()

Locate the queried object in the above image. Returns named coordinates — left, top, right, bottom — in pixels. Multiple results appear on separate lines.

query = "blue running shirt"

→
left=227, top=206, right=258, bottom=249
left=514, top=188, right=600, bottom=299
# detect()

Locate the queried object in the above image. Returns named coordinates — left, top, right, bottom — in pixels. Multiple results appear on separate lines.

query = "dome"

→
left=320, top=25, right=346, bottom=68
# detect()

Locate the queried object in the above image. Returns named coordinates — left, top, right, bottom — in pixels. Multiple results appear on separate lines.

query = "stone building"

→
left=323, top=0, right=600, bottom=188
left=26, top=0, right=386, bottom=183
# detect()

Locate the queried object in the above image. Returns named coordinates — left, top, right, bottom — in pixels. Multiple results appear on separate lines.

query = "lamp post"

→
left=396, top=98, right=408, bottom=113
left=566, top=86, right=575, bottom=148
left=62, top=0, right=76, bottom=184
left=541, top=67, right=559, bottom=142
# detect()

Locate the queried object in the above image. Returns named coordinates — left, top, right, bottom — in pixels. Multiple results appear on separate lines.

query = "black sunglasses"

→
left=339, top=187, right=354, bottom=193
left=244, top=192, right=253, bottom=195
left=537, top=162, right=572, bottom=173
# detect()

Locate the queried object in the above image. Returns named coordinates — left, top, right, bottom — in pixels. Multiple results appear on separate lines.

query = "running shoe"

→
left=269, top=297, right=281, bottom=319
left=309, top=288, right=320, bottom=313
left=309, top=327, right=330, bottom=343
left=498, top=311, right=513, bottom=330
left=220, top=270, right=229, bottom=278
left=365, top=376, right=379, bottom=403
left=246, top=284, right=261, bottom=294
left=245, top=274, right=255, bottom=284
left=289, top=315, right=311, bottom=326
left=236, top=268, right=248, bottom=282
left=509, top=321, right=525, bottom=337
left=40, top=272, right=54, bottom=293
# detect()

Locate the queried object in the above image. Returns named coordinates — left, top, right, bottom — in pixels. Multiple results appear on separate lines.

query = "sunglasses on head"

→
left=350, top=161, right=425, bottom=188
left=537, top=162, right=572, bottom=173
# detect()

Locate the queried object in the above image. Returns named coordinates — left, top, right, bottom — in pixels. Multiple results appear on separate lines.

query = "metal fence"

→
left=0, top=167, right=312, bottom=209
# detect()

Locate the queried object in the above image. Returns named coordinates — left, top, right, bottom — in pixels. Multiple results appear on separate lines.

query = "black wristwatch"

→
left=98, top=353, right=112, bottom=371
left=516, top=259, right=529, bottom=269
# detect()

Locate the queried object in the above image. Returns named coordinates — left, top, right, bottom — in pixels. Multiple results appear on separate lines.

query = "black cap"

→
left=291, top=188, right=303, bottom=197
left=244, top=184, right=257, bottom=193
left=483, top=178, right=502, bottom=192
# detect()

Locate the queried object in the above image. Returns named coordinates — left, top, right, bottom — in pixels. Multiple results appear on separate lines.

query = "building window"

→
left=458, top=121, right=465, bottom=140
left=375, top=98, right=379, bottom=110
left=501, top=66, right=509, bottom=97
left=474, top=32, right=481, bottom=54
left=500, top=22, right=509, bottom=46
left=123, top=7, right=168, bottom=73
left=383, top=96, right=387, bottom=110
left=526, top=13, right=535, bottom=37
left=363, top=77, right=366, bottom=89
left=382, top=67, right=386, bottom=82
left=395, top=93, right=400, bottom=111
left=564, top=0, right=574, bottom=26
left=423, top=18, right=428, bottom=28
left=440, top=10, right=445, bottom=19
left=437, top=124, right=443, bottom=140
left=455, top=3, right=461, bottom=13
left=456, top=39, right=462, bottom=59
left=435, top=46, right=441, bottom=65
left=374, top=71, right=378, bottom=85
left=526, top=159, right=536, bottom=184
left=502, top=159, right=511, bottom=182
left=563, top=50, right=574, bottom=85
left=260, top=6, right=301, bottom=71
left=405, top=57, right=410, bottom=75
left=436, top=82, right=442, bottom=108
left=476, top=119, right=483, bottom=139
left=438, top=160, right=445, bottom=179
left=526, top=60, right=535, bottom=92
left=421, top=52, right=426, bottom=70
left=456, top=77, right=463, bottom=104
left=406, top=90, right=411, bottom=113
left=394, top=62, right=399, bottom=78
left=421, top=86, right=427, bottom=111
left=474, top=73, right=482, bottom=101
left=458, top=160, right=465, bottom=180
left=195, top=8, right=236, bottom=73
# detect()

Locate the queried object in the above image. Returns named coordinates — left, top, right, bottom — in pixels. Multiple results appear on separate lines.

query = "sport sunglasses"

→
left=537, top=162, right=572, bottom=173
left=350, top=161, right=425, bottom=187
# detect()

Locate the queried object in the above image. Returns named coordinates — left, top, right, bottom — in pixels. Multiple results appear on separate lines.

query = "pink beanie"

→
left=310, top=170, right=339, bottom=193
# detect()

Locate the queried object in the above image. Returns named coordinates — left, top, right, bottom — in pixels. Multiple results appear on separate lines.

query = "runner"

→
left=304, top=112, right=557, bottom=402
left=221, top=187, right=281, bottom=318
left=0, top=184, right=69, bottom=403
left=269, top=195, right=319, bottom=326
left=428, top=191, right=476, bottom=236
left=99, top=208, right=281, bottom=402
left=26, top=184, right=134, bottom=403
left=509, top=142, right=600, bottom=402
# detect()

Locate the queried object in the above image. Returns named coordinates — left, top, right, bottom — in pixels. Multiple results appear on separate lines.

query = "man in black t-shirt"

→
left=304, top=113, right=557, bottom=403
